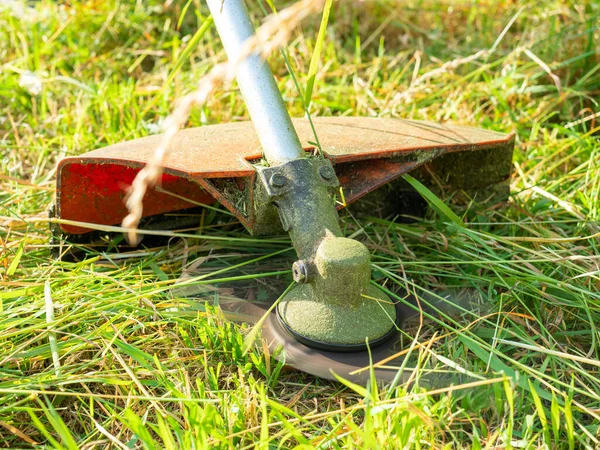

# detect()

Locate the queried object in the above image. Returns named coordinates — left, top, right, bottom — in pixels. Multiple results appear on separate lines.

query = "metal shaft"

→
left=205, top=0, right=305, bottom=166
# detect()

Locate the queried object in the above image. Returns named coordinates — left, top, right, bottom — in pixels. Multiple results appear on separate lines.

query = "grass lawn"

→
left=1, top=0, right=600, bottom=448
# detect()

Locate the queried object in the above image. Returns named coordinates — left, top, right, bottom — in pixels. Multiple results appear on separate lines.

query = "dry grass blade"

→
left=44, top=281, right=61, bottom=379
left=121, top=0, right=326, bottom=244
left=93, top=420, right=129, bottom=450
left=0, top=420, right=38, bottom=446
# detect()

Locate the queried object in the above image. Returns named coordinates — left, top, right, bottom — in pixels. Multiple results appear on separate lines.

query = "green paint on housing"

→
left=278, top=235, right=397, bottom=346
left=278, top=284, right=396, bottom=345
left=255, top=158, right=398, bottom=346
left=313, top=236, right=371, bottom=307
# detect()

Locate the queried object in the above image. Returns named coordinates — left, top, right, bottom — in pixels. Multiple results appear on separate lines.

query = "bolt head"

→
left=292, top=260, right=308, bottom=283
left=319, top=165, right=335, bottom=180
left=270, top=172, right=287, bottom=188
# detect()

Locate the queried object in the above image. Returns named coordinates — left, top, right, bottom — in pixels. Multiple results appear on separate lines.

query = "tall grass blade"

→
left=304, top=0, right=333, bottom=108
left=143, top=16, right=214, bottom=116
left=44, top=281, right=61, bottom=379
left=403, top=174, right=464, bottom=226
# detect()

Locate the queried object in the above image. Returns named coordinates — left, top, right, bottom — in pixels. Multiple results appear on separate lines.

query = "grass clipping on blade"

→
left=121, top=0, right=325, bottom=245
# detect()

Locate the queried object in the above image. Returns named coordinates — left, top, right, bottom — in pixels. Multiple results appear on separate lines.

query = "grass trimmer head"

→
left=54, top=0, right=514, bottom=382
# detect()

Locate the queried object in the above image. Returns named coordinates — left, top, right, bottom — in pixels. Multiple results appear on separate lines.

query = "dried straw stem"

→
left=122, top=0, right=325, bottom=244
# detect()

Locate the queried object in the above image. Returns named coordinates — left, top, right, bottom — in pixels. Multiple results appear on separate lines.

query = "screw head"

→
left=292, top=260, right=308, bottom=283
left=270, top=172, right=287, bottom=188
left=319, top=165, right=335, bottom=180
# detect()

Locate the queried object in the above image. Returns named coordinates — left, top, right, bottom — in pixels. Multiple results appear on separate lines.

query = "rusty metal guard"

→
left=56, top=117, right=514, bottom=235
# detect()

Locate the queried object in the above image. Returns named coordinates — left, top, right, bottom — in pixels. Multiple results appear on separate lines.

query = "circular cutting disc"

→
left=264, top=303, right=408, bottom=383
left=217, top=284, right=483, bottom=384
left=221, top=298, right=411, bottom=383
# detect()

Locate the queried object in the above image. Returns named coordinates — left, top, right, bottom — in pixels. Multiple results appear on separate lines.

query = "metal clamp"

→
left=256, top=158, right=341, bottom=263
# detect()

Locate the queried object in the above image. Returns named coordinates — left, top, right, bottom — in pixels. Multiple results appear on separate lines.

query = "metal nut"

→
left=319, top=165, right=335, bottom=180
left=292, top=260, right=308, bottom=283
left=270, top=172, right=287, bottom=188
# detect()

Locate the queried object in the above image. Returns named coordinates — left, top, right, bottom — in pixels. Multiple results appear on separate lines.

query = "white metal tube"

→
left=206, top=0, right=305, bottom=165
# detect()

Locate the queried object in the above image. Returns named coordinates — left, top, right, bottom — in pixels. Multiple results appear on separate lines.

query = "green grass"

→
left=1, top=0, right=600, bottom=448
